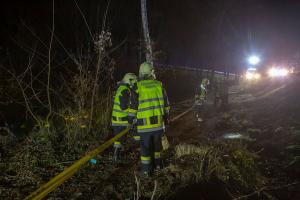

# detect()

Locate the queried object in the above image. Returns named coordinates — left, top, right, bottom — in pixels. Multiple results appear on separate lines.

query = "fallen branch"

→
left=253, top=148, right=264, bottom=154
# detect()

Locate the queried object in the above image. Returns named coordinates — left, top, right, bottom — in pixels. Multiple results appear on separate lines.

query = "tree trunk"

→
left=140, top=0, right=153, bottom=63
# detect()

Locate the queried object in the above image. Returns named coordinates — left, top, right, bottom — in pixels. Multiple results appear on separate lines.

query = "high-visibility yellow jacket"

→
left=111, top=83, right=130, bottom=127
left=200, top=83, right=209, bottom=98
left=129, top=79, right=170, bottom=133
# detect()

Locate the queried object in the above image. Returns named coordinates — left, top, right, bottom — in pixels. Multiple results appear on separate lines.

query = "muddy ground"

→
left=1, top=74, right=300, bottom=199
left=169, top=74, right=300, bottom=199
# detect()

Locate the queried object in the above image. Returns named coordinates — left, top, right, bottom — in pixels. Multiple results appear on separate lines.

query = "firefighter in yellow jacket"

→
left=194, top=78, right=210, bottom=122
left=129, top=62, right=170, bottom=177
left=111, top=73, right=137, bottom=161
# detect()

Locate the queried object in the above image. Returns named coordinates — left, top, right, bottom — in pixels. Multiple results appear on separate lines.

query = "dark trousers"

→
left=113, top=126, right=127, bottom=149
left=140, top=130, right=163, bottom=172
left=195, top=104, right=203, bottom=116
left=130, top=125, right=140, bottom=142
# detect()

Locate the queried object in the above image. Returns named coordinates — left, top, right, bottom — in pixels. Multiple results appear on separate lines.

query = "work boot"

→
left=195, top=113, right=203, bottom=122
left=139, top=163, right=152, bottom=177
left=197, top=117, right=203, bottom=122
left=139, top=170, right=151, bottom=178
left=155, top=165, right=162, bottom=171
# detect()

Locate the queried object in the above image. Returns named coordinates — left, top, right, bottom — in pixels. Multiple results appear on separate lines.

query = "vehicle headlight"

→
left=268, top=68, right=289, bottom=77
left=254, top=73, right=261, bottom=79
left=245, top=72, right=260, bottom=80
left=245, top=72, right=254, bottom=80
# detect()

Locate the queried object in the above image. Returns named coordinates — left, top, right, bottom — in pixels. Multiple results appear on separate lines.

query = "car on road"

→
left=244, top=67, right=261, bottom=80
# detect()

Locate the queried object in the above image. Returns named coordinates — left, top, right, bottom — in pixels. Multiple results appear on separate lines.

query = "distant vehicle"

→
left=267, top=66, right=291, bottom=77
left=244, top=67, right=261, bottom=80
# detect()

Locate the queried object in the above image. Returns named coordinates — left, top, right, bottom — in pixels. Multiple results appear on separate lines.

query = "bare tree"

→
left=140, top=0, right=153, bottom=63
left=46, top=0, right=55, bottom=126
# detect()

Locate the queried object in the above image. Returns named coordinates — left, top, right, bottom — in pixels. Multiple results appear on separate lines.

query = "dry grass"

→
left=162, top=134, right=169, bottom=150
left=174, top=143, right=211, bottom=158
left=174, top=143, right=228, bottom=182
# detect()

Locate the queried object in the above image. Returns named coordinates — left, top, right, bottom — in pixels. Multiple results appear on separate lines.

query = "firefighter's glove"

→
left=128, top=117, right=134, bottom=125
left=128, top=116, right=136, bottom=125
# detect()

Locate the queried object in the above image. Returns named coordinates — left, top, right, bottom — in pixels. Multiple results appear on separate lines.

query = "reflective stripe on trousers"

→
left=154, top=152, right=160, bottom=159
left=114, top=141, right=122, bottom=148
left=133, top=136, right=140, bottom=141
left=141, top=156, right=151, bottom=164
left=139, top=130, right=163, bottom=172
left=138, top=126, right=164, bottom=133
left=112, top=126, right=127, bottom=149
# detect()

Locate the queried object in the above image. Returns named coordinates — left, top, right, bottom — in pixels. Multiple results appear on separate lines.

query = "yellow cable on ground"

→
left=25, top=127, right=131, bottom=200
left=162, top=104, right=195, bottom=150
left=170, top=104, right=195, bottom=122
left=25, top=104, right=195, bottom=200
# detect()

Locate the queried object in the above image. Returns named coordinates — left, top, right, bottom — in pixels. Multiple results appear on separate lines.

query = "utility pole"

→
left=140, top=0, right=153, bottom=63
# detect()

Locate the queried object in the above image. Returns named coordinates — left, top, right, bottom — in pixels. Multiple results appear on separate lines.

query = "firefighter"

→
left=129, top=62, right=170, bottom=177
left=194, top=78, right=210, bottom=122
left=111, top=73, right=137, bottom=161
left=200, top=78, right=210, bottom=100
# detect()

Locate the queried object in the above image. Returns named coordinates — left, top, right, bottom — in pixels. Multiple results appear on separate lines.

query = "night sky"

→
left=1, top=0, right=300, bottom=72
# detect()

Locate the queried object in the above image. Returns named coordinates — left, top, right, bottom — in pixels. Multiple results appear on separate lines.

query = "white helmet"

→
left=122, top=73, right=137, bottom=86
left=139, top=62, right=156, bottom=79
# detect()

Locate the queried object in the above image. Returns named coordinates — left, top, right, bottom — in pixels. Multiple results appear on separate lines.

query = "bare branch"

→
left=102, top=0, right=111, bottom=31
left=46, top=0, right=55, bottom=124
left=74, top=0, right=95, bottom=41
left=1, top=66, right=40, bottom=125
left=21, top=20, right=49, bottom=49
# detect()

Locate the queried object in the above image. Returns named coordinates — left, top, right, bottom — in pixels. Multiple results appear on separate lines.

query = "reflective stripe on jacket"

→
left=131, top=79, right=169, bottom=133
left=111, top=84, right=130, bottom=126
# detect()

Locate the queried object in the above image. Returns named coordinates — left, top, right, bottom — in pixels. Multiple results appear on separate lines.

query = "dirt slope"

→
left=167, top=74, right=300, bottom=199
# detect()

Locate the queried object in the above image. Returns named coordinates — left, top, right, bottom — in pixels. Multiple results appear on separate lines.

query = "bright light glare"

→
left=268, top=67, right=289, bottom=77
left=248, top=56, right=260, bottom=65
left=248, top=67, right=257, bottom=71
left=246, top=72, right=254, bottom=80
left=254, top=73, right=261, bottom=79
left=245, top=72, right=260, bottom=80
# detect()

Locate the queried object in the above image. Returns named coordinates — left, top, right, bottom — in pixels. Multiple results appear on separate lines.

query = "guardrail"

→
left=155, top=63, right=238, bottom=78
